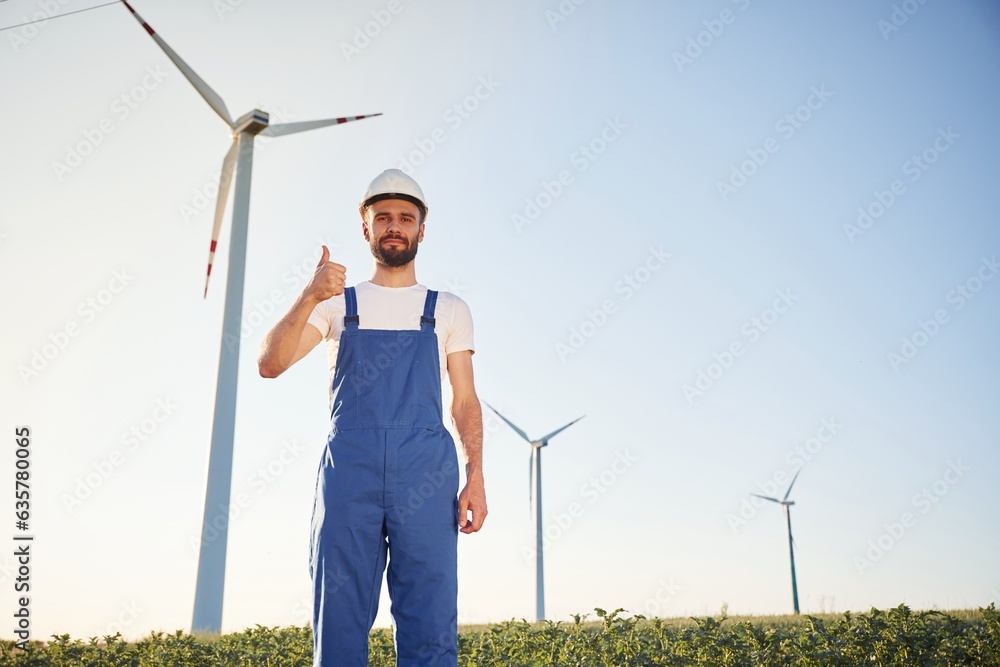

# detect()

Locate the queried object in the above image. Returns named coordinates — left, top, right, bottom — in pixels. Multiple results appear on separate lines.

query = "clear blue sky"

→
left=1, top=0, right=999, bottom=641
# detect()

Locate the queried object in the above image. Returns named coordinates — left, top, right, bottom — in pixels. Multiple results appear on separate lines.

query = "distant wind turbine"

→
left=753, top=468, right=802, bottom=614
left=119, top=1, right=381, bottom=634
left=485, top=403, right=584, bottom=622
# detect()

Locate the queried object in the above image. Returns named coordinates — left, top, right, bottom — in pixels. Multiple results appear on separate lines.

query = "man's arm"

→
left=449, top=349, right=487, bottom=533
left=258, top=245, right=345, bottom=378
left=258, top=296, right=324, bottom=378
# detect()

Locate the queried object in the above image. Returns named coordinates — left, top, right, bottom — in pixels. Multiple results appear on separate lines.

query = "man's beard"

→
left=370, top=233, right=418, bottom=268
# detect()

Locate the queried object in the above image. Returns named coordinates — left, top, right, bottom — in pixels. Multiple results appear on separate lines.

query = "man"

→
left=257, top=168, right=486, bottom=666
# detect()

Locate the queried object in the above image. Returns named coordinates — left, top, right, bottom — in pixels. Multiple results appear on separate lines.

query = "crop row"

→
left=2, top=604, right=998, bottom=666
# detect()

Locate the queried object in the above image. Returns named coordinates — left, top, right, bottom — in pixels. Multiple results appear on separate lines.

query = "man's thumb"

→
left=317, top=245, right=329, bottom=267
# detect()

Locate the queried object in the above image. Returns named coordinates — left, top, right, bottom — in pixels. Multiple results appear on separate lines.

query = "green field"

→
left=3, top=604, right=998, bottom=666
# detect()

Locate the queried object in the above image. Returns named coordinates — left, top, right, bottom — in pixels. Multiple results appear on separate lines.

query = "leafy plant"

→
left=2, top=604, right=997, bottom=666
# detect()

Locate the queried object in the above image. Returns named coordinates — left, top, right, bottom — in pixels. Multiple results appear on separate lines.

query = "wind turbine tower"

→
left=119, top=1, right=381, bottom=633
left=486, top=403, right=584, bottom=622
left=753, top=468, right=802, bottom=614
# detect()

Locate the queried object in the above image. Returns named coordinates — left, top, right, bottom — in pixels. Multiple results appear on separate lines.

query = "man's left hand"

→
left=458, top=476, right=487, bottom=534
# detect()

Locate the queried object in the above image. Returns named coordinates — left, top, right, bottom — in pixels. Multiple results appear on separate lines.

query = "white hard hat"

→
left=359, top=169, right=428, bottom=221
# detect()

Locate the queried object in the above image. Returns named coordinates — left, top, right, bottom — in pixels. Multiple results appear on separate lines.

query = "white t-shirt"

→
left=306, top=281, right=475, bottom=406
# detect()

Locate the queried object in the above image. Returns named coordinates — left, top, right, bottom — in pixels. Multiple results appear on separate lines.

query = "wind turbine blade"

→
left=538, top=416, right=585, bottom=444
left=120, top=1, right=233, bottom=126
left=203, top=139, right=238, bottom=298
left=751, top=493, right=781, bottom=504
left=484, top=402, right=532, bottom=443
left=259, top=113, right=383, bottom=137
left=783, top=469, right=801, bottom=502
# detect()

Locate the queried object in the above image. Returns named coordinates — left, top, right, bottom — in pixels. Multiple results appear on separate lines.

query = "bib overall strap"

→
left=420, top=289, right=438, bottom=332
left=344, top=286, right=359, bottom=330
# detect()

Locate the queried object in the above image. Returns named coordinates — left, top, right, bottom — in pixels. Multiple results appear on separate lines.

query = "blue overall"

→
left=310, top=286, right=459, bottom=667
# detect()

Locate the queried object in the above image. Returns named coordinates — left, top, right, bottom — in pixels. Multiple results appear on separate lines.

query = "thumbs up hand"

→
left=305, top=245, right=346, bottom=302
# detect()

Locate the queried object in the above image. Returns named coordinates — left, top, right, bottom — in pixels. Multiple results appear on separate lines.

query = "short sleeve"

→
left=444, top=294, right=475, bottom=355
left=307, top=298, right=335, bottom=340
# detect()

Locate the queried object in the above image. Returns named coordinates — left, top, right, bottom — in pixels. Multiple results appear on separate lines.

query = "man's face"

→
left=362, top=199, right=424, bottom=268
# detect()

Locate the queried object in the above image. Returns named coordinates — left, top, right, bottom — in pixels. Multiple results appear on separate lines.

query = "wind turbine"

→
left=485, top=403, right=584, bottom=622
left=753, top=468, right=802, bottom=614
left=118, top=1, right=381, bottom=633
